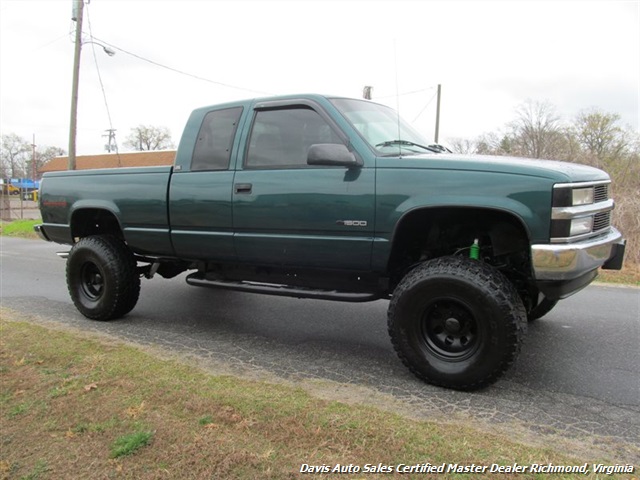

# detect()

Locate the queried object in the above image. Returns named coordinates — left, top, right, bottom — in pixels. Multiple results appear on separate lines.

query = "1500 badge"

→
left=336, top=220, right=368, bottom=227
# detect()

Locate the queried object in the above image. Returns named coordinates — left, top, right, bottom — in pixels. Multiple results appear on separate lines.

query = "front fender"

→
left=372, top=168, right=554, bottom=272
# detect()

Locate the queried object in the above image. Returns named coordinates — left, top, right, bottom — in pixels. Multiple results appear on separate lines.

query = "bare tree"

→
left=508, top=100, right=563, bottom=159
left=32, top=146, right=65, bottom=179
left=124, top=125, right=174, bottom=151
left=448, top=137, right=478, bottom=154
left=1, top=133, right=31, bottom=178
left=475, top=132, right=510, bottom=156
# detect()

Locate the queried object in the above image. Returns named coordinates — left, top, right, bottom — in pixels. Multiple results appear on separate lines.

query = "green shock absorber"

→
left=469, top=238, right=480, bottom=260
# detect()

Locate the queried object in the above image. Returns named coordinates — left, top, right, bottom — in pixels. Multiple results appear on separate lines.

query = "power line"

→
left=90, top=35, right=272, bottom=96
left=33, top=33, right=69, bottom=51
left=85, top=4, right=121, bottom=165
left=413, top=90, right=439, bottom=123
left=375, top=86, right=436, bottom=100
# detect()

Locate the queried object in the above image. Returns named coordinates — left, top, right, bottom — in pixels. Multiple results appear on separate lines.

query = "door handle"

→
left=234, top=183, right=252, bottom=194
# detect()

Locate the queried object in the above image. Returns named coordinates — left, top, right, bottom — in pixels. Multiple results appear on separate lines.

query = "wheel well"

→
left=387, top=207, right=531, bottom=284
left=71, top=209, right=123, bottom=241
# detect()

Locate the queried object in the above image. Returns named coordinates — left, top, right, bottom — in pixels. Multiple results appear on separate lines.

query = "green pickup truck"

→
left=36, top=94, right=625, bottom=390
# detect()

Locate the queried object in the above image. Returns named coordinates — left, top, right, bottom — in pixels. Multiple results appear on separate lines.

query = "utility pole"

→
left=363, top=86, right=373, bottom=100
left=103, top=129, right=117, bottom=153
left=68, top=0, right=84, bottom=170
left=31, top=134, right=36, bottom=181
left=434, top=84, right=441, bottom=143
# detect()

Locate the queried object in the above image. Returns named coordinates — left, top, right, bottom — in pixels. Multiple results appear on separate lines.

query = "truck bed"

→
left=39, top=166, right=173, bottom=255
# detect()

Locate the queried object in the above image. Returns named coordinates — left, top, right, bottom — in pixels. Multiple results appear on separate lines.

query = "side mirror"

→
left=307, top=144, right=362, bottom=168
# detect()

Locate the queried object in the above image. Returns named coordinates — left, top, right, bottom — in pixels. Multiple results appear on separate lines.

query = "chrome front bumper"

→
left=532, top=227, right=625, bottom=281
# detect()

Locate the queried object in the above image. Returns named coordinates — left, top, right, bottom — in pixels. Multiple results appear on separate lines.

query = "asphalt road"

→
left=2, top=236, right=639, bottom=463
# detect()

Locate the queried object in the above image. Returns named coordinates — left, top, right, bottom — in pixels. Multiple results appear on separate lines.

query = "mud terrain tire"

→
left=66, top=235, right=140, bottom=320
left=388, top=256, right=527, bottom=390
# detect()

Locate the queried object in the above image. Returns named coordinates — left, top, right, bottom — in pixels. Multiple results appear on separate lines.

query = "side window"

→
left=245, top=107, right=343, bottom=168
left=191, top=107, right=243, bottom=171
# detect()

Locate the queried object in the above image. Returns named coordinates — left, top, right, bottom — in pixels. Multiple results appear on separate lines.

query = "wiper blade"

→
left=375, top=139, right=442, bottom=153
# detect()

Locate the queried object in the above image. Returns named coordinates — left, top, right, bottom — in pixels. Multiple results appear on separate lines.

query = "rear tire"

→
left=66, top=235, right=140, bottom=320
left=388, top=256, right=527, bottom=390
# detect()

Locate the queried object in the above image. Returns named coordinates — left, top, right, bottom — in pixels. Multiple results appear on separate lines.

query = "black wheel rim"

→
left=80, top=262, right=104, bottom=301
left=420, top=300, right=480, bottom=360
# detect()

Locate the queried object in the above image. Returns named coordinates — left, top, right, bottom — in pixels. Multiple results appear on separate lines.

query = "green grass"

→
left=1, top=309, right=633, bottom=479
left=198, top=414, right=214, bottom=426
left=110, top=431, right=154, bottom=458
left=19, top=459, right=49, bottom=480
left=0, top=218, right=40, bottom=239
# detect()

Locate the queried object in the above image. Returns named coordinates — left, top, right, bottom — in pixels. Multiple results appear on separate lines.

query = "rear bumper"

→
left=33, top=224, right=51, bottom=242
left=531, top=227, right=626, bottom=299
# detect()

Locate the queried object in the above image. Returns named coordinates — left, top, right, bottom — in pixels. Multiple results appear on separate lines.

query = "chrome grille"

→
left=594, top=184, right=609, bottom=203
left=593, top=211, right=611, bottom=232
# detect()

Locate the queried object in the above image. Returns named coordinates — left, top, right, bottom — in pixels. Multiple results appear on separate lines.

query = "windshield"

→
left=330, top=98, right=433, bottom=155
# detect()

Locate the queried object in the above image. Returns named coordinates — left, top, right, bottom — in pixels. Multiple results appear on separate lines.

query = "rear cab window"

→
left=191, top=107, right=243, bottom=171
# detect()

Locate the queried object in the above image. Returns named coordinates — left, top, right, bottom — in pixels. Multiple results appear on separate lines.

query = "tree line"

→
left=0, top=134, right=64, bottom=180
left=1, top=125, right=174, bottom=180
left=449, top=100, right=638, bottom=174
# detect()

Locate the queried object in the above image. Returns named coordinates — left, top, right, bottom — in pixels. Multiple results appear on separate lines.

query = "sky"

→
left=1, top=0, right=638, bottom=156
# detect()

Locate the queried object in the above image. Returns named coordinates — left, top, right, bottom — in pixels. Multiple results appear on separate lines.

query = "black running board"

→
left=186, top=273, right=381, bottom=303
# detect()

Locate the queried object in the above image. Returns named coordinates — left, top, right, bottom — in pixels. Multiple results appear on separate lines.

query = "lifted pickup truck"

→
left=36, top=94, right=625, bottom=390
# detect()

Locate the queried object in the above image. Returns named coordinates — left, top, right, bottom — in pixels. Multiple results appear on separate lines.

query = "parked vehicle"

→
left=35, top=94, right=625, bottom=390
left=1, top=183, right=20, bottom=195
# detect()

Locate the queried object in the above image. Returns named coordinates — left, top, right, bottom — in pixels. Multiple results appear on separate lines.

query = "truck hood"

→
left=378, top=153, right=609, bottom=183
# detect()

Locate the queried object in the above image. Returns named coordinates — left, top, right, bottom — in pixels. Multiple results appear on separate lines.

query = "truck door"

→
left=170, top=106, right=243, bottom=260
left=232, top=101, right=375, bottom=270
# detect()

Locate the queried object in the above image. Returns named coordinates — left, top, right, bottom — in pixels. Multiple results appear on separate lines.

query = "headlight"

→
left=572, top=187, right=594, bottom=206
left=569, top=217, right=594, bottom=236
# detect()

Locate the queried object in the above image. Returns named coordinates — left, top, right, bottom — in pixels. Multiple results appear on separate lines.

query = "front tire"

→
left=66, top=235, right=140, bottom=320
left=388, top=256, right=527, bottom=390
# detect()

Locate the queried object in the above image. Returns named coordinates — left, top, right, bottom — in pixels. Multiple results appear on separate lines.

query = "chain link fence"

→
left=0, top=190, right=40, bottom=221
